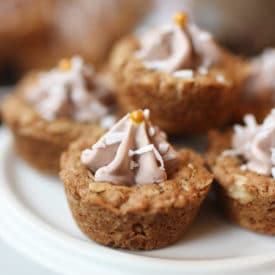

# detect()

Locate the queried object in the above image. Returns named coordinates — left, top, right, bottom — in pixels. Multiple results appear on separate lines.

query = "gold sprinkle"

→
left=130, top=110, right=145, bottom=124
left=58, top=58, right=72, bottom=71
left=173, top=12, right=188, bottom=28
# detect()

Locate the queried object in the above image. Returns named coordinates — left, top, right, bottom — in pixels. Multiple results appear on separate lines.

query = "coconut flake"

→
left=128, top=144, right=164, bottom=169
left=234, top=125, right=244, bottom=134
left=81, top=149, right=94, bottom=165
left=271, top=148, right=275, bottom=164
left=198, top=67, right=208, bottom=75
left=244, top=114, right=257, bottom=129
left=198, top=31, right=212, bottom=41
left=92, top=132, right=125, bottom=149
left=143, top=60, right=167, bottom=71
left=104, top=132, right=125, bottom=145
left=92, top=141, right=106, bottom=149
left=216, top=74, right=226, bottom=83
left=173, top=69, right=194, bottom=79
left=222, top=149, right=242, bottom=156
left=148, top=127, right=156, bottom=137
left=163, top=153, right=177, bottom=161
left=158, top=143, right=169, bottom=154
left=143, top=109, right=150, bottom=119
left=100, top=115, right=116, bottom=129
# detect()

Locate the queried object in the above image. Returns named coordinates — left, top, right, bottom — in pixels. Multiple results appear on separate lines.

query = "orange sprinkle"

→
left=173, top=12, right=188, bottom=28
left=130, top=110, right=145, bottom=124
left=58, top=58, right=72, bottom=71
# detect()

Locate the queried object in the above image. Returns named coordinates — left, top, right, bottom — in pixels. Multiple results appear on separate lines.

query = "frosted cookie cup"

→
left=60, top=109, right=213, bottom=250
left=206, top=110, right=275, bottom=235
left=110, top=12, right=245, bottom=135
left=2, top=57, right=116, bottom=174
left=234, top=49, right=275, bottom=122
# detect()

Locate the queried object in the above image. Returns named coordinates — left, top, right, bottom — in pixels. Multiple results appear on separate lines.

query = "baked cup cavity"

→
left=2, top=57, right=116, bottom=174
left=206, top=112, right=275, bottom=235
left=110, top=12, right=245, bottom=135
left=60, top=110, right=213, bottom=250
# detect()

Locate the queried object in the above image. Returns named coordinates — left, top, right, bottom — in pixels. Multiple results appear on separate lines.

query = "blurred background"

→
left=0, top=0, right=275, bottom=85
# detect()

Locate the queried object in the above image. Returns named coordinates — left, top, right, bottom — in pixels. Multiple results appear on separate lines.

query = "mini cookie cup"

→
left=1, top=73, right=104, bottom=175
left=206, top=131, right=275, bottom=235
left=60, top=136, right=213, bottom=250
left=110, top=37, right=245, bottom=135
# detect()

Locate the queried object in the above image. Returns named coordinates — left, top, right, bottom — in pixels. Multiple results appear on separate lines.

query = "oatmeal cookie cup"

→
left=2, top=57, right=116, bottom=175
left=110, top=12, right=246, bottom=135
left=60, top=110, right=213, bottom=250
left=206, top=130, right=275, bottom=235
left=233, top=49, right=275, bottom=123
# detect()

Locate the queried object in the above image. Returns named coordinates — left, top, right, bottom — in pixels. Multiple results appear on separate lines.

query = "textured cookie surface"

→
left=206, top=131, right=275, bottom=235
left=1, top=74, right=103, bottom=174
left=110, top=37, right=246, bottom=135
left=60, top=136, right=213, bottom=250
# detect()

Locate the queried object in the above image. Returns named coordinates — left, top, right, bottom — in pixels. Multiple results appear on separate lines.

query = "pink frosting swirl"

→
left=225, top=109, right=275, bottom=177
left=135, top=13, right=223, bottom=74
left=81, top=109, right=179, bottom=185
left=26, top=56, right=115, bottom=128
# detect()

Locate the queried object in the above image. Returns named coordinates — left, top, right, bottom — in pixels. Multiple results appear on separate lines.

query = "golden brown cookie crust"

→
left=233, top=100, right=272, bottom=124
left=60, top=136, right=213, bottom=250
left=1, top=73, right=103, bottom=174
left=206, top=130, right=275, bottom=235
left=110, top=37, right=245, bottom=135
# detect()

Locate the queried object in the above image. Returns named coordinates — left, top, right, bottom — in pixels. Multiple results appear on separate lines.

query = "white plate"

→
left=0, top=128, right=274, bottom=275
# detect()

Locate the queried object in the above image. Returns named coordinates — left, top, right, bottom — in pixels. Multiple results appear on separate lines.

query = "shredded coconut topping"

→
left=143, top=109, right=150, bottom=119
left=198, top=31, right=212, bottom=41
left=158, top=143, right=169, bottom=154
left=149, top=127, right=156, bottom=137
left=173, top=69, right=194, bottom=79
left=135, top=13, right=223, bottom=74
left=198, top=67, right=208, bottom=75
left=92, top=132, right=125, bottom=149
left=216, top=74, right=226, bottom=83
left=81, top=109, right=179, bottom=185
left=222, top=149, right=242, bottom=156
left=129, top=144, right=165, bottom=169
left=81, top=149, right=94, bottom=164
left=229, top=109, right=275, bottom=177
left=240, top=164, right=248, bottom=171
left=100, top=115, right=116, bottom=130
left=27, top=56, right=113, bottom=124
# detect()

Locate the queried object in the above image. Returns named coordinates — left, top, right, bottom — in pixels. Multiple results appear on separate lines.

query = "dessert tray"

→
left=0, top=127, right=274, bottom=275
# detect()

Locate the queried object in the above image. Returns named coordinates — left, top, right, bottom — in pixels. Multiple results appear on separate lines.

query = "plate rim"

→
left=0, top=128, right=275, bottom=273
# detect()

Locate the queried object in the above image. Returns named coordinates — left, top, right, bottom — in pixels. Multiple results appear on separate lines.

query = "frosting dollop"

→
left=243, top=49, right=275, bottom=100
left=26, top=56, right=115, bottom=127
left=135, top=12, right=223, bottom=74
left=81, top=109, right=179, bottom=185
left=226, top=109, right=275, bottom=177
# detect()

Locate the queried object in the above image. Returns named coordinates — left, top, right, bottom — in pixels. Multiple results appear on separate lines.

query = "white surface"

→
left=0, top=241, right=57, bottom=275
left=0, top=128, right=274, bottom=275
